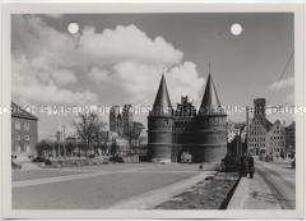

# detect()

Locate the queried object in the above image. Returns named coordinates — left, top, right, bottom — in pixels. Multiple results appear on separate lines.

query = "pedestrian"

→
left=199, top=164, right=203, bottom=170
left=240, top=153, right=247, bottom=177
left=247, top=153, right=255, bottom=179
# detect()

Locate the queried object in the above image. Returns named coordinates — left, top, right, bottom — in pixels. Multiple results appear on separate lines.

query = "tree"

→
left=123, top=121, right=145, bottom=150
left=65, top=137, right=77, bottom=157
left=74, top=112, right=108, bottom=157
left=123, top=121, right=144, bottom=139
left=110, top=138, right=118, bottom=156
left=74, top=112, right=99, bottom=157
left=35, top=140, right=54, bottom=157
left=92, top=122, right=108, bottom=156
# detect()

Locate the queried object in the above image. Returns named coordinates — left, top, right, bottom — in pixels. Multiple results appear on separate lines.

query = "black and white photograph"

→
left=1, top=2, right=305, bottom=219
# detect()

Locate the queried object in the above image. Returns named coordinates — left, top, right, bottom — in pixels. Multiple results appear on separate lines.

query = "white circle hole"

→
left=230, top=23, right=243, bottom=36
left=68, top=22, right=79, bottom=34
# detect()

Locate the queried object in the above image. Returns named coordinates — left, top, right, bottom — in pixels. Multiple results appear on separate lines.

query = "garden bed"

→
left=155, top=172, right=240, bottom=209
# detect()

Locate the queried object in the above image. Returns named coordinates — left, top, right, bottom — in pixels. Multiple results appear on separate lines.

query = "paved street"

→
left=12, top=163, right=215, bottom=209
left=228, top=160, right=295, bottom=209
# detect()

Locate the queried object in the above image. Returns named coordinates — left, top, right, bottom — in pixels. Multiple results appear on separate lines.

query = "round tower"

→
left=147, top=74, right=173, bottom=163
left=193, top=73, right=227, bottom=163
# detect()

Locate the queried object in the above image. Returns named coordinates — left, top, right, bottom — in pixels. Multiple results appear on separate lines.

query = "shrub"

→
left=110, top=155, right=124, bottom=163
left=12, top=161, right=22, bottom=170
left=32, top=156, right=45, bottom=163
left=291, top=159, right=296, bottom=168
left=44, top=159, right=52, bottom=165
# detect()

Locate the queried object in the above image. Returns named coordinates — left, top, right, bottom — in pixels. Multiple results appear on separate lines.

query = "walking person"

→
left=240, top=153, right=247, bottom=177
left=247, top=153, right=255, bottom=179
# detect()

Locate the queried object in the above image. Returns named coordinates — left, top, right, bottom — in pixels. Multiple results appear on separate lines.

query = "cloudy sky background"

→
left=11, top=13, right=294, bottom=139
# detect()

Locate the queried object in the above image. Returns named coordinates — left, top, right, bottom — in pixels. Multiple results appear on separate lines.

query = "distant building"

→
left=109, top=104, right=136, bottom=137
left=122, top=104, right=134, bottom=124
left=109, top=105, right=122, bottom=133
left=227, top=122, right=247, bottom=159
left=109, top=105, right=145, bottom=162
left=247, top=98, right=288, bottom=158
left=265, top=120, right=285, bottom=158
left=248, top=98, right=273, bottom=156
left=227, top=121, right=245, bottom=143
left=11, top=102, right=38, bottom=161
left=148, top=73, right=227, bottom=163
left=285, top=121, right=295, bottom=157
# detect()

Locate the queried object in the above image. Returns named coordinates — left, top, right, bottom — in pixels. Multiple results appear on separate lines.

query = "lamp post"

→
left=246, top=106, right=250, bottom=154
left=62, top=125, right=66, bottom=160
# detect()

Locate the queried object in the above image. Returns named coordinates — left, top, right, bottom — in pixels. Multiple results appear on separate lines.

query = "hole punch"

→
left=67, top=22, right=79, bottom=35
left=230, top=23, right=243, bottom=36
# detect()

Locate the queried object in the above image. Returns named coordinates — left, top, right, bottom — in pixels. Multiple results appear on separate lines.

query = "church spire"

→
left=199, top=65, right=223, bottom=115
left=151, top=74, right=172, bottom=116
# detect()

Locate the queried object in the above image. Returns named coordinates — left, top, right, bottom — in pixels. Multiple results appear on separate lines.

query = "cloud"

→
left=268, top=76, right=294, bottom=105
left=269, top=77, right=294, bottom=91
left=79, top=25, right=183, bottom=66
left=88, top=67, right=111, bottom=82
left=12, top=15, right=96, bottom=104
left=76, top=23, right=204, bottom=105
left=88, top=61, right=205, bottom=105
left=12, top=55, right=97, bottom=104
left=167, top=62, right=205, bottom=106
left=51, top=69, right=77, bottom=86
left=12, top=15, right=190, bottom=105
left=12, top=15, right=206, bottom=138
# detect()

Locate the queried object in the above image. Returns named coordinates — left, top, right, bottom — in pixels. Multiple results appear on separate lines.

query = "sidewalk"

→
left=227, top=175, right=282, bottom=209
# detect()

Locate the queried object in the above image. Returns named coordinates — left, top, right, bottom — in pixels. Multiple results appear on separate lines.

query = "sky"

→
left=11, top=13, right=294, bottom=140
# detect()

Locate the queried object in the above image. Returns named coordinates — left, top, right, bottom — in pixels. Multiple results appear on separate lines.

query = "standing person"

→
left=247, top=153, right=255, bottom=178
left=240, top=153, right=247, bottom=177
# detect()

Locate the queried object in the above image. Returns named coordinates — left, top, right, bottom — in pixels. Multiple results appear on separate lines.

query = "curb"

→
left=220, top=175, right=241, bottom=209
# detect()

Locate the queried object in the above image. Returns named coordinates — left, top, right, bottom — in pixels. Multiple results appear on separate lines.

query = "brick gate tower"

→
left=147, top=74, right=173, bottom=162
left=148, top=69, right=227, bottom=163
left=193, top=73, right=227, bottom=162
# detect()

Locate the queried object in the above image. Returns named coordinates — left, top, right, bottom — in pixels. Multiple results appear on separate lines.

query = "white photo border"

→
left=1, top=2, right=305, bottom=219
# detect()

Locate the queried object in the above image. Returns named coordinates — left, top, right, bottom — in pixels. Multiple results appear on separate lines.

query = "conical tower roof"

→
left=199, top=73, right=224, bottom=115
left=151, top=74, right=172, bottom=116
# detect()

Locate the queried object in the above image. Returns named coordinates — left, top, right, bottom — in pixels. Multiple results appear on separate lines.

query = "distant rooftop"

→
left=11, top=102, right=38, bottom=121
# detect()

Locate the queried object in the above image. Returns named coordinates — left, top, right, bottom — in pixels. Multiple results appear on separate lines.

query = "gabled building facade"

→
left=248, top=98, right=287, bottom=159
left=248, top=98, right=273, bottom=156
left=148, top=73, right=227, bottom=163
left=11, top=102, right=38, bottom=161
left=285, top=121, right=295, bottom=158
left=265, top=120, right=285, bottom=158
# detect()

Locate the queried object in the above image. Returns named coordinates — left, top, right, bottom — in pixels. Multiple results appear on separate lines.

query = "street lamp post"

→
left=62, top=125, right=66, bottom=160
left=246, top=106, right=250, bottom=154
